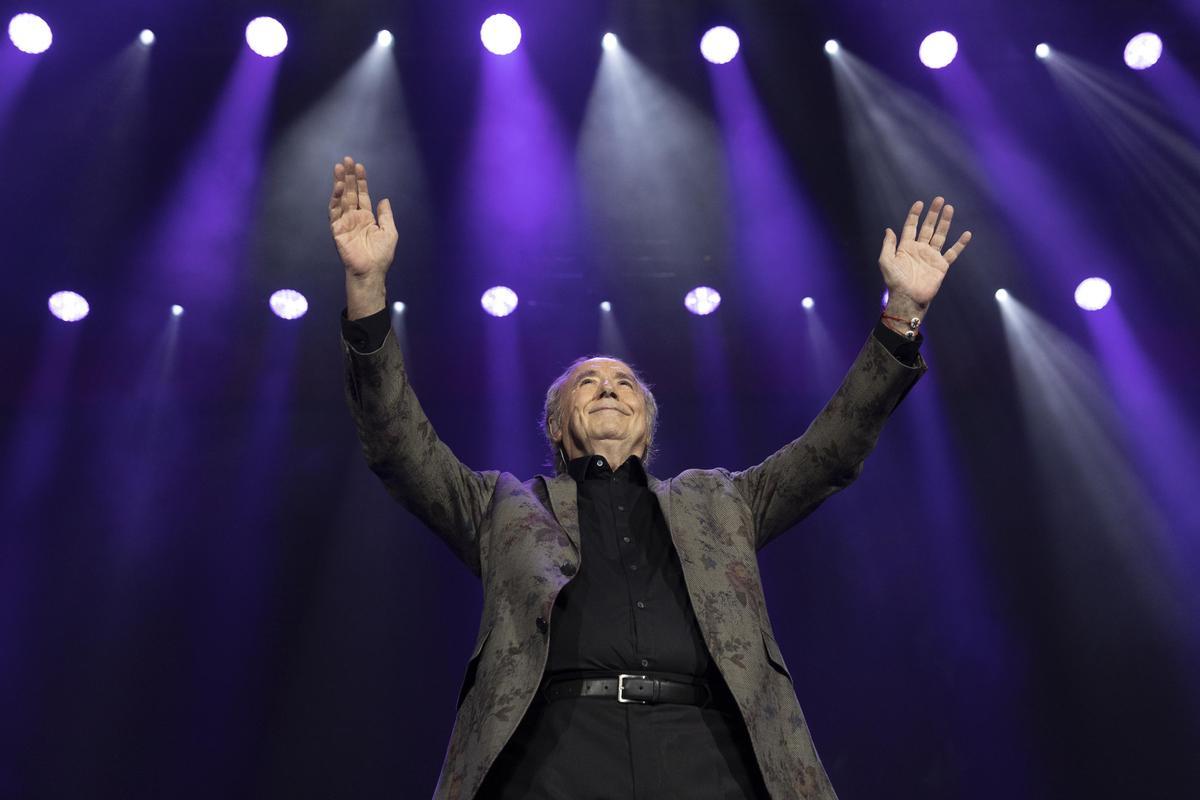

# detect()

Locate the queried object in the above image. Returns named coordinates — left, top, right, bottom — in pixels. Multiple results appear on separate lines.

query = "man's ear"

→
left=548, top=418, right=561, bottom=442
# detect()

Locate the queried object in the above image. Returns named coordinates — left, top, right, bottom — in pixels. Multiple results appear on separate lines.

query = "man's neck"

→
left=567, top=442, right=637, bottom=470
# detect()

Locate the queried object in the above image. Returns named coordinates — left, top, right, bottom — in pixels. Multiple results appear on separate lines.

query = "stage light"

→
left=600, top=300, right=612, bottom=312
left=171, top=304, right=184, bottom=317
left=392, top=300, right=405, bottom=313
left=269, top=289, right=308, bottom=320
left=1035, top=43, right=1051, bottom=59
left=825, top=39, right=840, bottom=55
left=700, top=26, right=739, bottom=65
left=8, top=13, right=52, bottom=54
left=801, top=296, right=815, bottom=310
left=919, top=31, right=958, bottom=69
left=481, top=286, right=519, bottom=317
left=995, top=288, right=1009, bottom=302
left=602, top=32, right=618, bottom=51
left=48, top=291, right=89, bottom=322
left=480, top=13, right=521, bottom=55
left=1074, top=277, right=1112, bottom=311
left=376, top=29, right=394, bottom=47
left=245, top=17, right=287, bottom=58
left=684, top=286, right=721, bottom=315
left=139, top=29, right=155, bottom=46
left=1124, top=33, right=1162, bottom=71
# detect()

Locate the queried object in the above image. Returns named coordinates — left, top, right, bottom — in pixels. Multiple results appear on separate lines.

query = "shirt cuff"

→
left=872, top=319, right=923, bottom=367
left=341, top=307, right=392, bottom=353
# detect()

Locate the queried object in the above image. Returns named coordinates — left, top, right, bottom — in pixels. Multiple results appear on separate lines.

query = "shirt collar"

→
left=566, top=453, right=648, bottom=486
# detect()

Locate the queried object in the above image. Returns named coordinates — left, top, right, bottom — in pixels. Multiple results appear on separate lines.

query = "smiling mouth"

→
left=590, top=406, right=629, bottom=415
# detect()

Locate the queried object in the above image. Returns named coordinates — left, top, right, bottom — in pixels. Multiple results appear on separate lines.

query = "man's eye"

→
left=579, top=378, right=594, bottom=385
left=619, top=381, right=633, bottom=387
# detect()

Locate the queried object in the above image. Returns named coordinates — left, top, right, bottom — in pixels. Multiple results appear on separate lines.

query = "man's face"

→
left=558, top=357, right=649, bottom=461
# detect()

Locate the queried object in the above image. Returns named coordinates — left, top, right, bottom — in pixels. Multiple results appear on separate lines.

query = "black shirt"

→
left=547, top=453, right=712, bottom=678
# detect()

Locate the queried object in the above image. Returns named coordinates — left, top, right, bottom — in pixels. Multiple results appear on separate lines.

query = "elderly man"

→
left=329, top=156, right=971, bottom=800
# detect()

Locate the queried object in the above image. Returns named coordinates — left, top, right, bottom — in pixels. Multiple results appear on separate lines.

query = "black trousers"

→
left=476, top=677, right=772, bottom=800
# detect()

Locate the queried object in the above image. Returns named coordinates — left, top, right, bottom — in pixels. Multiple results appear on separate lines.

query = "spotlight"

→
left=599, top=300, right=612, bottom=312
left=170, top=304, right=184, bottom=317
left=269, top=289, right=308, bottom=320
left=801, top=296, right=815, bottom=310
left=48, top=291, right=89, bottom=322
left=245, top=16, right=288, bottom=58
left=481, top=286, right=519, bottom=317
left=995, top=288, right=1009, bottom=302
left=1124, top=33, right=1162, bottom=71
left=1035, top=43, right=1051, bottom=59
left=139, top=29, right=156, bottom=46
left=700, top=26, right=739, bottom=65
left=480, top=13, right=521, bottom=56
left=392, top=300, right=406, bottom=313
left=824, top=39, right=840, bottom=55
left=919, top=31, right=958, bottom=69
left=684, top=286, right=721, bottom=316
left=8, top=13, right=52, bottom=54
left=602, top=32, right=618, bottom=51
left=1074, top=277, right=1112, bottom=311
left=376, top=29, right=394, bottom=48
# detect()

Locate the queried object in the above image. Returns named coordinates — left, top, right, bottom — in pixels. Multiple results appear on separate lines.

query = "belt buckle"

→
left=617, top=673, right=649, bottom=704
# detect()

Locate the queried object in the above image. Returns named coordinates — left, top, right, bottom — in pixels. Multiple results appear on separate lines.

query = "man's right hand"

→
left=329, top=156, right=398, bottom=318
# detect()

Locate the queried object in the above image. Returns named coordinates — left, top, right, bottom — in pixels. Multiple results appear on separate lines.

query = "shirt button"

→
left=636, top=601, right=645, bottom=609
left=595, top=459, right=604, bottom=467
left=560, top=562, right=577, bottom=577
left=617, top=505, right=625, bottom=512
left=640, top=659, right=649, bottom=667
left=623, top=536, right=631, bottom=543
left=629, top=564, right=638, bottom=571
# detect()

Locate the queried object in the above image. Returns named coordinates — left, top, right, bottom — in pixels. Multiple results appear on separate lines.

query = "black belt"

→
left=543, top=673, right=712, bottom=706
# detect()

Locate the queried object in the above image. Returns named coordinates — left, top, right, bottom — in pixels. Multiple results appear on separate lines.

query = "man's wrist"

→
left=345, top=272, right=387, bottom=320
left=881, top=293, right=928, bottom=337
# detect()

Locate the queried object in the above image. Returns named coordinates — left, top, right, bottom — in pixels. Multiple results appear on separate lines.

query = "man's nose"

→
left=598, top=379, right=616, bottom=397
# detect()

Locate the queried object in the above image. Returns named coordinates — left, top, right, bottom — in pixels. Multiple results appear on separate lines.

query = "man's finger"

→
left=918, top=196, right=945, bottom=243
left=944, top=231, right=973, bottom=266
left=329, top=181, right=345, bottom=223
left=344, top=156, right=359, bottom=211
left=931, top=204, right=954, bottom=250
left=329, top=162, right=346, bottom=223
left=901, top=201, right=923, bottom=242
left=356, top=162, right=372, bottom=213
left=377, top=198, right=395, bottom=235
left=879, top=228, right=896, bottom=264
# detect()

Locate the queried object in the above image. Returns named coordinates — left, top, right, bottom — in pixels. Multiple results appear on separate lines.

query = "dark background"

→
left=2, top=1, right=1199, bottom=798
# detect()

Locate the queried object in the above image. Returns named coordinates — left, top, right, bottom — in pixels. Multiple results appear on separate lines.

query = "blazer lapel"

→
left=648, top=474, right=674, bottom=537
left=543, top=473, right=581, bottom=552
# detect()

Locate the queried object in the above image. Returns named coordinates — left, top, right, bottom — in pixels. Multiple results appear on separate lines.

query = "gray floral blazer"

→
left=342, top=329, right=924, bottom=800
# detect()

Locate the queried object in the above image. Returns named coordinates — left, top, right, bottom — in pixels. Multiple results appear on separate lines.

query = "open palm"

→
left=878, top=197, right=972, bottom=308
left=329, top=156, right=398, bottom=279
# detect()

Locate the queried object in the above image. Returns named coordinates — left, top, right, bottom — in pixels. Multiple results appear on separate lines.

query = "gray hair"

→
left=540, top=355, right=659, bottom=475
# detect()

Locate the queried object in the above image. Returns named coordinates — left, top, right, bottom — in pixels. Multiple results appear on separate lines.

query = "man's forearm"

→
left=346, top=273, right=387, bottom=320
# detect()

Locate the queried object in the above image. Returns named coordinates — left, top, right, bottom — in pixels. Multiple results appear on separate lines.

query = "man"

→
left=329, top=155, right=971, bottom=799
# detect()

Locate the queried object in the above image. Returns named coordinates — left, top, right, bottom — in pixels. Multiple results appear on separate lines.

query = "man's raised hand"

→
left=329, top=156, right=398, bottom=281
left=878, top=197, right=972, bottom=311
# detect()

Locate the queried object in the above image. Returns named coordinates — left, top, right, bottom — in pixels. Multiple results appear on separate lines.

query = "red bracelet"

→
left=881, top=313, right=921, bottom=341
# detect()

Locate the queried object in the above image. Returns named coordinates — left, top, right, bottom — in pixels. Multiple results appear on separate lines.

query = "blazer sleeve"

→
left=731, top=332, right=925, bottom=551
left=342, top=328, right=498, bottom=576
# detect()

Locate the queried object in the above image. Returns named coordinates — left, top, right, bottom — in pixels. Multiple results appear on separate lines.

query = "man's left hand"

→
left=878, top=197, right=972, bottom=316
